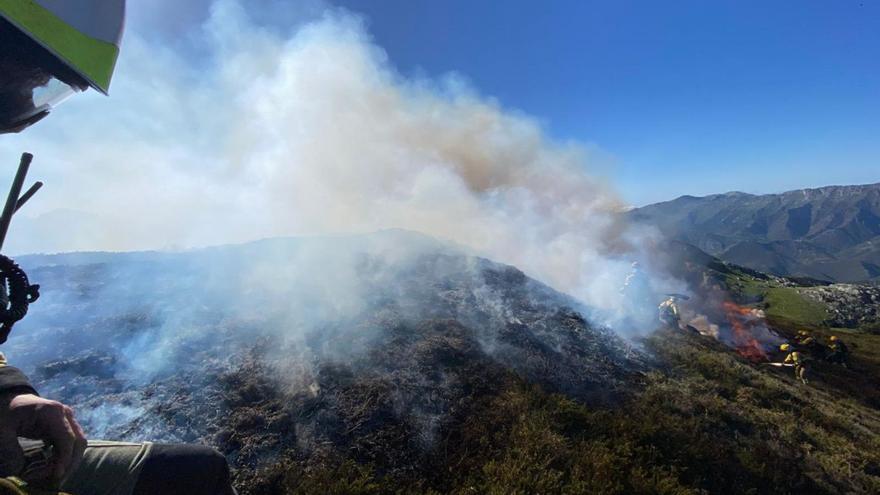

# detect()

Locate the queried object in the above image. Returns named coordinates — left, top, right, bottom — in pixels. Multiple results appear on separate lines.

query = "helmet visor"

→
left=0, top=74, right=81, bottom=134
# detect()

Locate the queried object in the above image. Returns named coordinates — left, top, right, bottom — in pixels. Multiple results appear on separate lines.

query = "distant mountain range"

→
left=629, top=183, right=880, bottom=283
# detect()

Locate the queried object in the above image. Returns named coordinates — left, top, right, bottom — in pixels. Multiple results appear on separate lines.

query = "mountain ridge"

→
left=629, top=182, right=880, bottom=283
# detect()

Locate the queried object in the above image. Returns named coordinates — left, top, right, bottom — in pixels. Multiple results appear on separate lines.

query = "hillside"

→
left=6, top=232, right=642, bottom=489
left=628, top=183, right=880, bottom=283
left=4, top=232, right=880, bottom=493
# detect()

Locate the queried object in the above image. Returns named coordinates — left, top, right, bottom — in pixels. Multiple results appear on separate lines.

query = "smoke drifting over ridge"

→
left=0, top=1, right=695, bottom=448
left=2, top=0, right=678, bottom=318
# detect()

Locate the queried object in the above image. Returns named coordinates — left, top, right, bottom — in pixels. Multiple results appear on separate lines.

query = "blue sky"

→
left=0, top=0, right=874, bottom=259
left=324, top=0, right=879, bottom=205
left=5, top=0, right=879, bottom=255
left=118, top=0, right=880, bottom=205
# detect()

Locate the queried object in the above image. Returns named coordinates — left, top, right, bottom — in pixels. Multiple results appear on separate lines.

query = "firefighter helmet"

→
left=0, top=0, right=125, bottom=133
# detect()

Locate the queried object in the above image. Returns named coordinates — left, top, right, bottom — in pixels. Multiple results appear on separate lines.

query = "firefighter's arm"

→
left=0, top=354, right=86, bottom=484
left=0, top=354, right=38, bottom=398
left=783, top=353, right=793, bottom=364
left=0, top=354, right=36, bottom=478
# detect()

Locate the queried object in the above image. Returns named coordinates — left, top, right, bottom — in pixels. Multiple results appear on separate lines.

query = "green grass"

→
left=723, top=272, right=767, bottom=302
left=722, top=268, right=831, bottom=328
left=721, top=269, right=880, bottom=410
left=763, top=287, right=829, bottom=327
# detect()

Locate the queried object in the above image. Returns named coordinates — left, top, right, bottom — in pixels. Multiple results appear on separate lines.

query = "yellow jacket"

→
left=784, top=351, right=805, bottom=366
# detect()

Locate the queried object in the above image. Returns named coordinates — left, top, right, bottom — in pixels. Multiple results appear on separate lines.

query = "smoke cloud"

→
left=0, top=1, right=704, bottom=447
left=1, top=0, right=680, bottom=326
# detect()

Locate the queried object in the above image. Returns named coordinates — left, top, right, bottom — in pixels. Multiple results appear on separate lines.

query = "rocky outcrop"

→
left=800, top=284, right=880, bottom=328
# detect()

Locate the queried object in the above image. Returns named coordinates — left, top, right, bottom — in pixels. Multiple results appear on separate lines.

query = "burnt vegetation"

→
left=8, top=233, right=880, bottom=494
left=239, top=329, right=880, bottom=494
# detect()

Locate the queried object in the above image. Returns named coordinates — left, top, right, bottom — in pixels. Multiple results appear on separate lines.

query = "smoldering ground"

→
left=0, top=0, right=688, bottom=451
left=8, top=231, right=642, bottom=446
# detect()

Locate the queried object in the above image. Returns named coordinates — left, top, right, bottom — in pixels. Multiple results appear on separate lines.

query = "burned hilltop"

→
left=7, top=231, right=645, bottom=487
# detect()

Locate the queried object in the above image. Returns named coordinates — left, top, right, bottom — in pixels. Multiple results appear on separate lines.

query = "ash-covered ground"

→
left=5, top=230, right=645, bottom=486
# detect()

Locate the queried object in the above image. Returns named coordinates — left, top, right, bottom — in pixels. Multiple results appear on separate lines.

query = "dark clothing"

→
left=19, top=440, right=236, bottom=495
left=134, top=444, right=235, bottom=495
left=3, top=354, right=234, bottom=494
left=827, top=341, right=850, bottom=366
left=0, top=363, right=38, bottom=397
left=830, top=341, right=849, bottom=354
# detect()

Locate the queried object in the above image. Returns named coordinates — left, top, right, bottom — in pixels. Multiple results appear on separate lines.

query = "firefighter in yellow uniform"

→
left=793, top=330, right=825, bottom=358
left=826, top=335, right=850, bottom=368
left=794, top=330, right=814, bottom=347
left=658, top=296, right=681, bottom=329
left=780, top=343, right=808, bottom=384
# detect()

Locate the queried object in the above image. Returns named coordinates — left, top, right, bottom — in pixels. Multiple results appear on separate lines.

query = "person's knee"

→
left=204, top=447, right=231, bottom=481
left=187, top=445, right=228, bottom=475
left=134, top=444, right=232, bottom=495
left=151, top=443, right=227, bottom=470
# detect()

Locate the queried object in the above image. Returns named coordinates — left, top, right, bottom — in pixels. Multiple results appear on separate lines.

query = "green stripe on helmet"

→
left=0, top=0, right=120, bottom=94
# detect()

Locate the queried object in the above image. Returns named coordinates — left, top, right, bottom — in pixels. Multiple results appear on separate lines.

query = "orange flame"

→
left=722, top=301, right=768, bottom=361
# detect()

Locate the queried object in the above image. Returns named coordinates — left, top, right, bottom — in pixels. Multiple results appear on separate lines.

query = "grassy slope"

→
left=764, top=287, right=829, bottom=326
left=242, top=269, right=880, bottom=494
left=722, top=268, right=880, bottom=407
left=449, top=330, right=880, bottom=495
left=721, top=268, right=829, bottom=327
left=245, top=333, right=880, bottom=495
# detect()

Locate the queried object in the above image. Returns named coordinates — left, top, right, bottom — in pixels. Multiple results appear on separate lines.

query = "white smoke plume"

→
left=0, top=0, right=679, bottom=321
